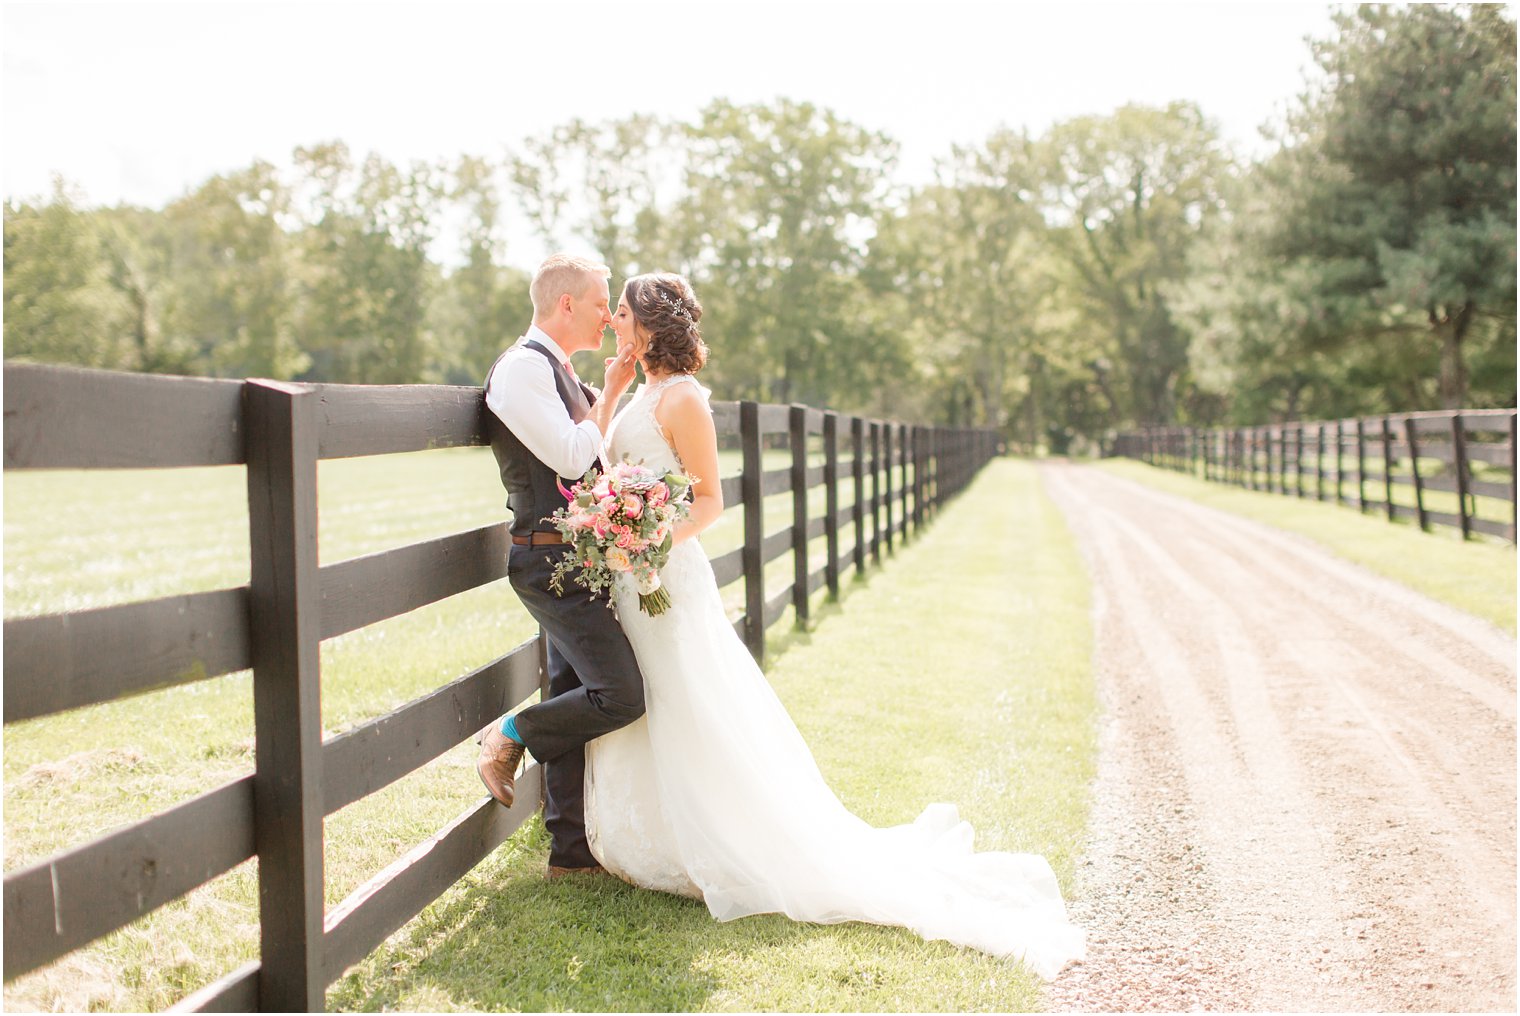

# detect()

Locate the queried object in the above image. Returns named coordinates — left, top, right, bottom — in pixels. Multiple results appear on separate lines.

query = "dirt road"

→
left=1039, top=463, right=1516, bottom=1012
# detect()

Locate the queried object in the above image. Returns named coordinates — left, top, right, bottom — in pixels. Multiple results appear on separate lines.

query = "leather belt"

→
left=511, top=531, right=565, bottom=546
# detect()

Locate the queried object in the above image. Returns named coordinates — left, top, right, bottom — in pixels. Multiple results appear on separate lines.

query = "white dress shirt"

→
left=485, top=324, right=603, bottom=479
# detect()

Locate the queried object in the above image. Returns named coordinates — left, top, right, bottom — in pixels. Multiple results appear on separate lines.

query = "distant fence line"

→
left=1111, top=409, right=1517, bottom=543
left=1, top=362, right=998, bottom=1011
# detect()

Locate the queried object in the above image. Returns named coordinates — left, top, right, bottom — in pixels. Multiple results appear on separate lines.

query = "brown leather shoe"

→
left=546, top=864, right=610, bottom=880
left=476, top=721, right=526, bottom=807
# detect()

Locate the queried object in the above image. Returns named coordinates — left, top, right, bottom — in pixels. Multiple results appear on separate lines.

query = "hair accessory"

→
left=659, top=292, right=692, bottom=322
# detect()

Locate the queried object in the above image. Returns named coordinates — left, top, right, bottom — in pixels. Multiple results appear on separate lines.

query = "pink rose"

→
left=615, top=532, right=635, bottom=549
left=621, top=493, right=644, bottom=519
left=647, top=483, right=669, bottom=507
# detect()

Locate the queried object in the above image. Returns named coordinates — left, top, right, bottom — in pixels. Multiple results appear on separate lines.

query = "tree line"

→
left=5, top=4, right=1514, bottom=451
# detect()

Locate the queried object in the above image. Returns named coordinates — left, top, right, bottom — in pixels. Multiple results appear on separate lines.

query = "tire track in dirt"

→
left=1039, top=462, right=1516, bottom=1012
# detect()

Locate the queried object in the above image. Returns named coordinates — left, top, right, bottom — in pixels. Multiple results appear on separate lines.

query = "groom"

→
left=478, top=253, right=645, bottom=877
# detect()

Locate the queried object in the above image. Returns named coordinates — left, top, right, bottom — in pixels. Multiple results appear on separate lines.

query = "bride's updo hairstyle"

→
left=623, top=273, right=707, bottom=375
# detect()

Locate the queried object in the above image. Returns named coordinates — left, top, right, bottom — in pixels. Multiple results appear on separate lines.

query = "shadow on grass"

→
left=762, top=555, right=897, bottom=664
left=328, top=818, right=829, bottom=1012
left=331, top=554, right=924, bottom=1011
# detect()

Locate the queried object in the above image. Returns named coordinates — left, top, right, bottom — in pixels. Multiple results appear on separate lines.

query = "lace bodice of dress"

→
left=606, top=373, right=708, bottom=473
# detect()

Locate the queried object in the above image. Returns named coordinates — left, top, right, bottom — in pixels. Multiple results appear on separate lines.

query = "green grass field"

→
left=4, top=453, right=1095, bottom=1012
left=1098, top=458, right=1516, bottom=634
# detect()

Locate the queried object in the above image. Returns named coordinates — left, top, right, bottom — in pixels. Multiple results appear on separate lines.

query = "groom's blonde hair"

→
left=531, top=253, right=611, bottom=320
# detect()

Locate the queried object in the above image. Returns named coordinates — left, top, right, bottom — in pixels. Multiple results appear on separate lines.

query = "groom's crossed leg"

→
left=487, top=544, right=645, bottom=869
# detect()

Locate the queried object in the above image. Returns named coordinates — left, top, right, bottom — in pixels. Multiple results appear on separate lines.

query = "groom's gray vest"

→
left=485, top=340, right=595, bottom=536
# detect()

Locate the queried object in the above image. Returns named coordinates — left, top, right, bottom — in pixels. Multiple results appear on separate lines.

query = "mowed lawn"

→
left=4, top=452, right=1097, bottom=1012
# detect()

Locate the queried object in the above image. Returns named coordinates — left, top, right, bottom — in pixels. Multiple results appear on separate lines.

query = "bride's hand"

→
left=603, top=347, right=638, bottom=394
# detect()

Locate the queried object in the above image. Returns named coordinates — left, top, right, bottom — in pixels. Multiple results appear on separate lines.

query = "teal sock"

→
left=500, top=714, right=523, bottom=744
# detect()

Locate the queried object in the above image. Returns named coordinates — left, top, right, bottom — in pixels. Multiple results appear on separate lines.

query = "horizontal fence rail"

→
left=2, top=362, right=998, bottom=1011
left=1111, top=409, right=1518, bottom=543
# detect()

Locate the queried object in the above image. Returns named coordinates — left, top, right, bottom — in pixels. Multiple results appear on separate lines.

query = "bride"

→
left=582, top=272, right=1084, bottom=979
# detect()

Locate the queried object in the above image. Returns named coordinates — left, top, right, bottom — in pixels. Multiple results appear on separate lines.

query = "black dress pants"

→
left=507, top=542, right=645, bottom=868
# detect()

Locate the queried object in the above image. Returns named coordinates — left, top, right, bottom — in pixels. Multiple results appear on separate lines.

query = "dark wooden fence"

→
left=2, top=362, right=998, bottom=1011
left=1111, top=409, right=1518, bottom=543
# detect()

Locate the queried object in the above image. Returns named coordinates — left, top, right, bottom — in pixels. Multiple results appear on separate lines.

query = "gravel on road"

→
left=1039, top=462, right=1516, bottom=1013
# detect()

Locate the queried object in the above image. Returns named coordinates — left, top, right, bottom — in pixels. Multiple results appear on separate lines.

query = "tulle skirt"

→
left=584, top=541, right=1085, bottom=979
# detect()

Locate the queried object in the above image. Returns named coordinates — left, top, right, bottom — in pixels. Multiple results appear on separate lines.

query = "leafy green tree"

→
left=1268, top=3, right=1516, bottom=409
left=679, top=99, right=898, bottom=406
left=430, top=154, right=533, bottom=384
left=509, top=115, right=686, bottom=283
left=1033, top=102, right=1231, bottom=427
left=160, top=161, right=308, bottom=379
left=865, top=140, right=1054, bottom=439
left=289, top=142, right=443, bottom=383
left=94, top=203, right=201, bottom=373
left=3, top=181, right=136, bottom=368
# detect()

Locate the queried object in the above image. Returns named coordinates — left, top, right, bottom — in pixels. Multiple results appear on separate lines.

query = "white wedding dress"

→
left=583, top=375, right=1085, bottom=979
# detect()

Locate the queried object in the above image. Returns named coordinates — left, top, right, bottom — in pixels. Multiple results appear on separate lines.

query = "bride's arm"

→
left=658, top=385, right=724, bottom=545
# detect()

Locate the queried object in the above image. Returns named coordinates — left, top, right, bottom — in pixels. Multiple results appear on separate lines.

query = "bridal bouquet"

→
left=547, top=460, right=693, bottom=615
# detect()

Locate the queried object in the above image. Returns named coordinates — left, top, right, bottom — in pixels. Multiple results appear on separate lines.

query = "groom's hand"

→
left=604, top=347, right=638, bottom=395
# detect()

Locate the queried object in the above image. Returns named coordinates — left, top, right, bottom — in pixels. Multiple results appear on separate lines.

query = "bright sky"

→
left=4, top=0, right=1335, bottom=263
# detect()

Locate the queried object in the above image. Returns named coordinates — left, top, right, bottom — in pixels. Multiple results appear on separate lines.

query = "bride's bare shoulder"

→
left=655, top=377, right=715, bottom=437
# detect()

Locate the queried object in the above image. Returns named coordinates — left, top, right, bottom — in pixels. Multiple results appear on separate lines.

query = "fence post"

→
left=1334, top=421, right=1344, bottom=504
left=823, top=412, right=840, bottom=598
left=1258, top=427, right=1267, bottom=491
left=882, top=424, right=895, bottom=554
left=851, top=417, right=866, bottom=576
left=789, top=405, right=810, bottom=624
left=740, top=401, right=765, bottom=663
left=1256, top=428, right=1264, bottom=489
left=893, top=422, right=905, bottom=538
left=1264, top=425, right=1276, bottom=492
left=1295, top=425, right=1306, bottom=498
left=1404, top=417, right=1428, bottom=531
left=1315, top=424, right=1326, bottom=501
left=1279, top=426, right=1289, bottom=495
left=924, top=425, right=936, bottom=517
left=1451, top=413, right=1472, bottom=540
left=870, top=422, right=883, bottom=564
left=1356, top=418, right=1368, bottom=512
left=1382, top=417, right=1396, bottom=522
left=911, top=426, right=925, bottom=534
left=1510, top=412, right=1518, bottom=543
left=243, top=379, right=326, bottom=1012
left=1260, top=427, right=1268, bottom=491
